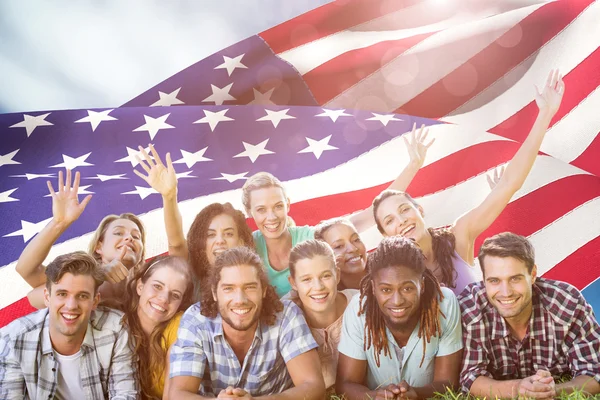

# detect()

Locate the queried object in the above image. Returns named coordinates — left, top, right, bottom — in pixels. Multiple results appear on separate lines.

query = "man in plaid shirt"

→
left=0, top=251, right=138, bottom=399
left=459, top=232, right=600, bottom=398
left=168, top=246, right=325, bottom=399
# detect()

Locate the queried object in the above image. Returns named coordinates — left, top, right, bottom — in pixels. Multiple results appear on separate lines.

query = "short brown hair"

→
left=45, top=251, right=105, bottom=293
left=478, top=232, right=535, bottom=275
left=289, top=239, right=336, bottom=278
left=200, top=247, right=282, bottom=326
left=372, top=189, right=420, bottom=235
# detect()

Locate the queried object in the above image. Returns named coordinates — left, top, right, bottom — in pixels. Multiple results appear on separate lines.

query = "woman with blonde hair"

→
left=242, top=124, right=433, bottom=297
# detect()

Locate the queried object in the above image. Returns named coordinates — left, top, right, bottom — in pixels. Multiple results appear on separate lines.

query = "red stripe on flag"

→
left=542, top=234, right=600, bottom=289
left=0, top=298, right=35, bottom=328
left=395, top=0, right=593, bottom=118
left=304, top=32, right=435, bottom=105
left=260, top=0, right=421, bottom=54
left=488, top=46, right=600, bottom=142
left=474, top=174, right=600, bottom=252
left=572, top=128, right=600, bottom=177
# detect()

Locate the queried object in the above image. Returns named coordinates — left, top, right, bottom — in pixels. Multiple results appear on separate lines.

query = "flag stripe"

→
left=543, top=235, right=600, bottom=289
left=572, top=127, right=600, bottom=177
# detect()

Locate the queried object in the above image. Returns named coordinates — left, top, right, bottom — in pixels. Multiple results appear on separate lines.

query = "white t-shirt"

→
left=54, top=349, right=86, bottom=400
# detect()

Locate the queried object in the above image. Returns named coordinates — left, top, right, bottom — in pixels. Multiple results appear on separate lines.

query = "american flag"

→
left=1, top=0, right=599, bottom=326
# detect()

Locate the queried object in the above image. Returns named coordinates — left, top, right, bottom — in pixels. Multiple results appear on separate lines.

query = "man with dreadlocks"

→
left=335, top=236, right=463, bottom=399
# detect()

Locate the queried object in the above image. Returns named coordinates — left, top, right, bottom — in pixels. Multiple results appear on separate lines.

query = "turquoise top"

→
left=338, top=287, right=463, bottom=389
left=253, top=225, right=314, bottom=297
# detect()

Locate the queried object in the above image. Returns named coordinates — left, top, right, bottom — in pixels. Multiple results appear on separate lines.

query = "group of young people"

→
left=1, top=70, right=599, bottom=400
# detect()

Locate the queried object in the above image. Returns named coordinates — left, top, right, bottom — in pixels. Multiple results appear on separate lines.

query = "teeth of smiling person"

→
left=232, top=308, right=251, bottom=315
left=264, top=223, right=279, bottom=231
left=150, top=303, right=166, bottom=312
left=311, top=294, right=328, bottom=300
left=62, top=314, right=78, bottom=320
left=498, top=298, right=518, bottom=304
left=400, top=225, right=414, bottom=235
left=347, top=256, right=361, bottom=263
left=390, top=308, right=408, bottom=313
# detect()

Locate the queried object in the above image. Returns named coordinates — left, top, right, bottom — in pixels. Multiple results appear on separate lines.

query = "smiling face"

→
left=205, top=214, right=244, bottom=266
left=321, top=223, right=367, bottom=276
left=213, top=264, right=266, bottom=332
left=289, top=255, right=340, bottom=314
left=136, top=265, right=188, bottom=326
left=95, top=218, right=143, bottom=268
left=248, top=186, right=290, bottom=240
left=375, top=194, right=426, bottom=242
left=44, top=272, right=100, bottom=344
left=372, top=265, right=423, bottom=332
left=483, top=255, right=536, bottom=322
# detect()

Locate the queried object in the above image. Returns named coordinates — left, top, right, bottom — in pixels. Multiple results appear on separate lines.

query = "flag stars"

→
left=316, top=108, right=352, bottom=122
left=256, top=109, right=296, bottom=128
left=88, top=173, right=128, bottom=182
left=0, top=188, right=19, bottom=203
left=194, top=109, right=234, bottom=132
left=9, top=113, right=53, bottom=137
left=0, top=149, right=21, bottom=167
left=298, top=135, right=338, bottom=159
left=116, top=146, right=154, bottom=168
left=4, top=217, right=53, bottom=243
left=50, top=153, right=94, bottom=170
left=202, top=83, right=236, bottom=105
left=133, top=113, right=175, bottom=140
left=234, top=139, right=274, bottom=163
left=366, top=113, right=402, bottom=126
left=212, top=172, right=249, bottom=183
left=10, top=173, right=55, bottom=180
left=122, top=186, right=158, bottom=200
left=248, top=88, right=276, bottom=106
left=173, top=147, right=212, bottom=168
left=151, top=88, right=185, bottom=107
left=75, top=109, right=117, bottom=131
left=214, top=54, right=247, bottom=76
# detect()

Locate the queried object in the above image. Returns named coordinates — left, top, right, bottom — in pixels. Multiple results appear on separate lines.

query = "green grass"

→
left=328, top=387, right=600, bottom=399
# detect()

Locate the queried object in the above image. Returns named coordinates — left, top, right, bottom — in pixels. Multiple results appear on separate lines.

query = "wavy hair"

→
left=87, top=213, right=146, bottom=265
left=372, top=190, right=458, bottom=288
left=120, top=255, right=194, bottom=400
left=359, top=236, right=444, bottom=367
left=200, top=247, right=282, bottom=326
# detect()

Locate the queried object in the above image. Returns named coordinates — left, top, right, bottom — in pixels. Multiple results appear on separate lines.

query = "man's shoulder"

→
left=0, top=308, right=48, bottom=340
left=91, top=306, right=125, bottom=333
left=535, top=278, right=590, bottom=324
left=179, top=302, right=220, bottom=334
left=457, top=281, right=488, bottom=325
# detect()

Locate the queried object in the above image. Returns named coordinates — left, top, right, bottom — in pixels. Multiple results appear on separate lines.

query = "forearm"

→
left=256, top=380, right=325, bottom=400
left=501, top=110, right=553, bottom=191
left=162, top=192, right=187, bottom=258
left=335, top=382, right=379, bottom=400
left=469, top=376, right=521, bottom=399
left=556, top=375, right=600, bottom=396
left=15, top=218, right=70, bottom=287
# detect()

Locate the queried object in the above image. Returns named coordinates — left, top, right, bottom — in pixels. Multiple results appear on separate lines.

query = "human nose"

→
left=215, top=232, right=226, bottom=244
left=390, top=290, right=406, bottom=306
left=233, top=288, right=248, bottom=303
left=312, top=277, right=325, bottom=290
left=65, top=295, right=78, bottom=309
left=499, top=281, right=512, bottom=296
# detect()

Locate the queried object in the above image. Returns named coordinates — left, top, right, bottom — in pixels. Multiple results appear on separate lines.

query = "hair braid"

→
left=416, top=268, right=445, bottom=367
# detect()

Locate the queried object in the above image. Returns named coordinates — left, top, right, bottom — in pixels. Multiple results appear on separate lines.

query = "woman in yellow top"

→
left=120, top=254, right=194, bottom=400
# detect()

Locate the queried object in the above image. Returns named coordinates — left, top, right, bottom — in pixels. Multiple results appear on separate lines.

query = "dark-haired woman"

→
left=372, top=70, right=565, bottom=295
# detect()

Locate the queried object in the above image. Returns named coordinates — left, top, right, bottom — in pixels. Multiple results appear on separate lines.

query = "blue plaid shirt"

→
left=169, top=299, right=318, bottom=396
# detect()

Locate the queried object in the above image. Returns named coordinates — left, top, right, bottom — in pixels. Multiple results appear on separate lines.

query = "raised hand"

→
left=46, top=169, right=92, bottom=226
left=486, top=165, right=506, bottom=191
left=535, top=69, right=564, bottom=117
left=101, top=245, right=130, bottom=284
left=133, top=144, right=177, bottom=197
left=403, top=123, right=435, bottom=168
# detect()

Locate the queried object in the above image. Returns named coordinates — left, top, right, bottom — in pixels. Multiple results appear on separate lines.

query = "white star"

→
left=74, top=109, right=117, bottom=131
left=0, top=149, right=21, bottom=167
left=248, top=88, right=276, bottom=106
left=4, top=217, right=53, bottom=243
left=151, top=88, right=185, bottom=107
left=202, top=83, right=236, bottom=105
left=10, top=173, right=55, bottom=180
left=173, top=147, right=212, bottom=168
left=212, top=172, right=249, bottom=183
left=298, top=135, right=338, bottom=159
left=234, top=139, right=274, bottom=163
left=0, top=188, right=19, bottom=203
left=193, top=109, right=234, bottom=132
left=115, top=146, right=154, bottom=168
left=44, top=185, right=93, bottom=197
left=122, top=186, right=158, bottom=200
left=214, top=54, right=248, bottom=76
left=88, top=173, right=128, bottom=182
left=9, top=113, right=53, bottom=137
left=175, top=171, right=196, bottom=179
left=133, top=113, right=175, bottom=140
left=316, top=108, right=352, bottom=122
left=256, top=109, right=296, bottom=128
left=50, top=153, right=94, bottom=170
left=366, top=113, right=403, bottom=126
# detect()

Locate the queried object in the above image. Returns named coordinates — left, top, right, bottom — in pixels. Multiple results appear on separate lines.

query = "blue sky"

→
left=0, top=0, right=331, bottom=113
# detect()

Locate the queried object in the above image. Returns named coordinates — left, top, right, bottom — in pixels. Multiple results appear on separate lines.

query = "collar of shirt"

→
left=211, top=314, right=266, bottom=345
left=41, top=310, right=97, bottom=356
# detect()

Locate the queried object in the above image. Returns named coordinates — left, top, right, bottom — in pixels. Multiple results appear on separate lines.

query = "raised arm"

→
left=453, top=70, right=564, bottom=263
left=133, top=144, right=187, bottom=258
left=15, top=169, right=92, bottom=288
left=350, top=123, right=433, bottom=232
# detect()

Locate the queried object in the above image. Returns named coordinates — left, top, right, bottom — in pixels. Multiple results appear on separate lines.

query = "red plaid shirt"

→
left=458, top=278, right=600, bottom=392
